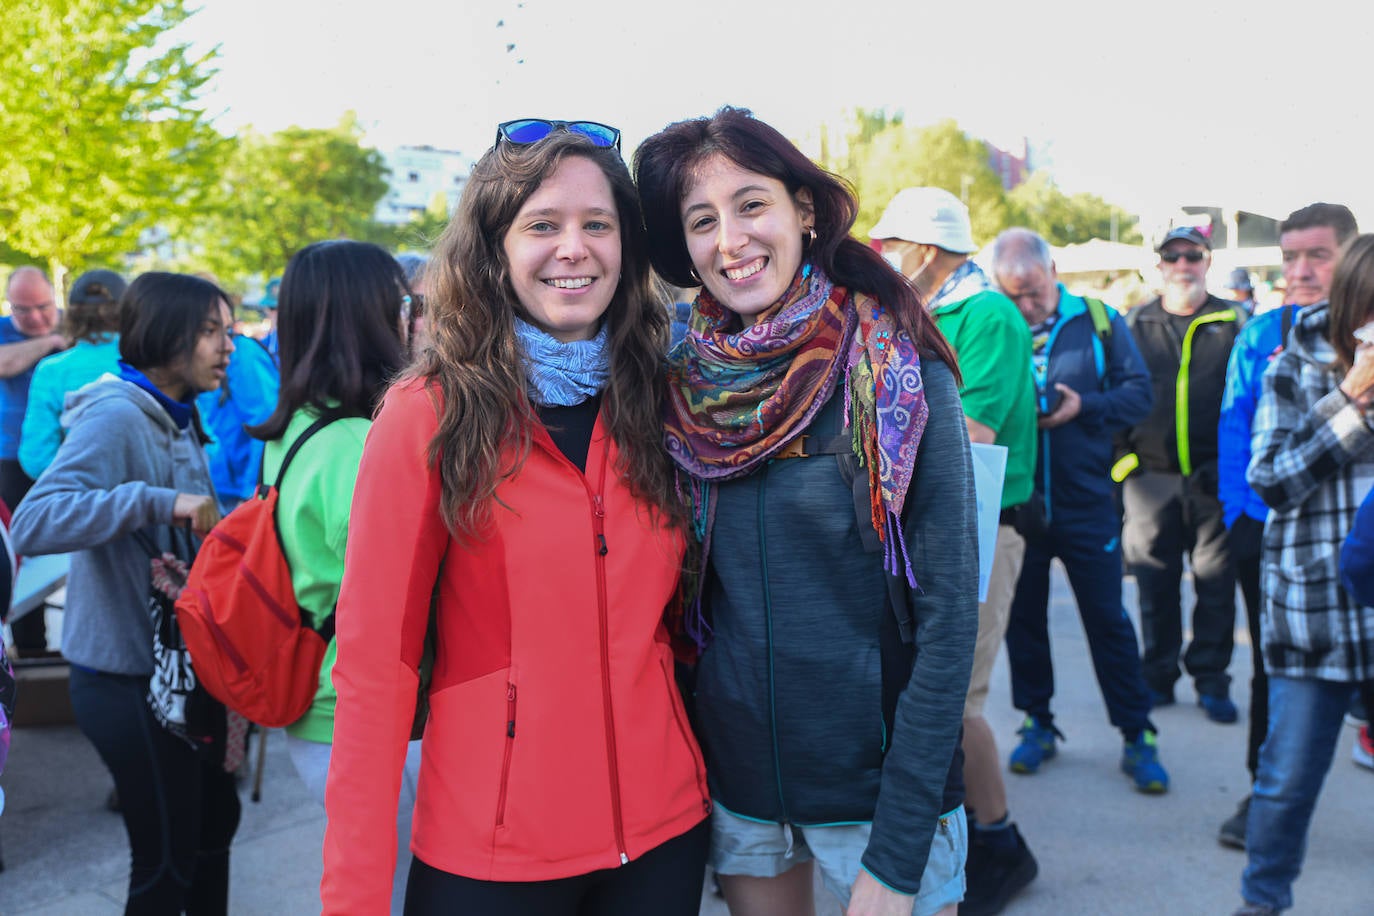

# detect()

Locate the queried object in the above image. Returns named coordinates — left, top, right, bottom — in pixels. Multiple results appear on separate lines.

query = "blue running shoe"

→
left=1122, top=731, right=1169, bottom=793
left=1199, top=692, right=1239, bottom=724
left=1009, top=717, right=1063, bottom=774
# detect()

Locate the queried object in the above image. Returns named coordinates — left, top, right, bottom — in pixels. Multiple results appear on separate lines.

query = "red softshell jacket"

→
left=321, top=381, right=709, bottom=913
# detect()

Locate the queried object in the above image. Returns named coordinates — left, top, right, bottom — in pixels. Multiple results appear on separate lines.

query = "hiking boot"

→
left=1232, top=904, right=1280, bottom=916
left=1218, top=795, right=1249, bottom=849
left=1355, top=724, right=1373, bottom=771
left=1121, top=731, right=1169, bottom=793
left=961, top=823, right=1038, bottom=916
left=1198, top=692, right=1239, bottom=724
left=1008, top=717, right=1063, bottom=775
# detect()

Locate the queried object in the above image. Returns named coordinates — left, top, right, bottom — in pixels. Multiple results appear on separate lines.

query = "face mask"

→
left=882, top=250, right=905, bottom=274
left=1355, top=320, right=1374, bottom=345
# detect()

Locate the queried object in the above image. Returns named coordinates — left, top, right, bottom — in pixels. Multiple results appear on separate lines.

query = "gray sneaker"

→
left=1218, top=795, right=1249, bottom=850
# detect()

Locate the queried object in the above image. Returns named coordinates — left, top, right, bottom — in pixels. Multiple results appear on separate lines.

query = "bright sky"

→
left=173, top=0, right=1374, bottom=232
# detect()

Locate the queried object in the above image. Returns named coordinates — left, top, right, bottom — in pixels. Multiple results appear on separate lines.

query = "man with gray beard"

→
left=1117, top=226, right=1245, bottom=724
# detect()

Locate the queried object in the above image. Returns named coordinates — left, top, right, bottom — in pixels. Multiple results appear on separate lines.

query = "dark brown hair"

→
left=408, top=131, right=679, bottom=539
left=1281, top=203, right=1358, bottom=245
left=633, top=106, right=958, bottom=377
left=1327, top=234, right=1374, bottom=373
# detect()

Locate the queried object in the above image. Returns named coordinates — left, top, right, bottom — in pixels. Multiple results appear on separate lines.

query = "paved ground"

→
left=3, top=566, right=1371, bottom=915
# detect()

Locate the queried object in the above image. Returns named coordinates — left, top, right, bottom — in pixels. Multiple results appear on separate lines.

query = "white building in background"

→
left=375, top=145, right=473, bottom=225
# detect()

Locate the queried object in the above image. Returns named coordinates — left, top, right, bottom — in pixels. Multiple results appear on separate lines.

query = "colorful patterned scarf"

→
left=664, top=264, right=930, bottom=648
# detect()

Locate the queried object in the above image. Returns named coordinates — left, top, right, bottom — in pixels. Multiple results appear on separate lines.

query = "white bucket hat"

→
left=869, top=187, right=977, bottom=254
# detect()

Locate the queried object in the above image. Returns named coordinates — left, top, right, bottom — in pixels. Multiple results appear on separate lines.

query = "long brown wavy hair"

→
left=408, top=130, right=681, bottom=540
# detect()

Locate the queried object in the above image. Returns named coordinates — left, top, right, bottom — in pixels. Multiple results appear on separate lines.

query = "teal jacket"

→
left=19, top=335, right=121, bottom=479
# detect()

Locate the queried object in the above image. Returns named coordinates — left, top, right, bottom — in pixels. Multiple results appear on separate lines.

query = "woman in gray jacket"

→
left=13, top=272, right=236, bottom=915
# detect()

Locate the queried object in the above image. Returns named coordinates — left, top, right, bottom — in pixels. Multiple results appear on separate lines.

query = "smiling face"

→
left=6, top=270, right=58, bottom=337
left=679, top=155, right=813, bottom=326
left=503, top=155, right=621, bottom=342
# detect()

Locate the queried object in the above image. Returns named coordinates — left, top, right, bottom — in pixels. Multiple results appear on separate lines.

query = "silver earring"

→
left=688, top=267, right=702, bottom=284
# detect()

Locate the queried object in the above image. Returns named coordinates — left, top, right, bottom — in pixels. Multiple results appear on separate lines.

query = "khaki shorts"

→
left=710, top=803, right=967, bottom=916
left=964, top=523, right=1026, bottom=719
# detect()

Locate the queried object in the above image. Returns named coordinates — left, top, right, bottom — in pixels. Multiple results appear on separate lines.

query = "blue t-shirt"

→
left=0, top=318, right=36, bottom=460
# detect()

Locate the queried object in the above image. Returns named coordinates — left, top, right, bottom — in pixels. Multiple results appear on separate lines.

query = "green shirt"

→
left=260, top=408, right=372, bottom=743
left=933, top=289, right=1036, bottom=508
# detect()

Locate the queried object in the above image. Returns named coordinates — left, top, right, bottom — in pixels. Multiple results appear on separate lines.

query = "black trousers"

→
left=69, top=666, right=241, bottom=915
left=404, top=819, right=709, bottom=916
left=1122, top=468, right=1237, bottom=698
left=1, top=458, right=44, bottom=651
left=1229, top=514, right=1267, bottom=778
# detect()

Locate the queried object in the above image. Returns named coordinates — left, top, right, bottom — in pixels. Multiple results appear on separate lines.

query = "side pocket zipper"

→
left=495, top=683, right=517, bottom=827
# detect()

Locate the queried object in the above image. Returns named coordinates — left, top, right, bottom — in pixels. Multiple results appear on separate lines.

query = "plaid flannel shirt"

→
left=1247, top=304, right=1374, bottom=682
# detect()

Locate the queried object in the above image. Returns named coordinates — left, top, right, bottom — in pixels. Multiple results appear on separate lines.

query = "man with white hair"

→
left=989, top=227, right=1166, bottom=795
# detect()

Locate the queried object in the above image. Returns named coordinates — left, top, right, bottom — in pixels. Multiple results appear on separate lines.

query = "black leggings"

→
left=404, top=819, right=709, bottom=916
left=69, top=666, right=241, bottom=915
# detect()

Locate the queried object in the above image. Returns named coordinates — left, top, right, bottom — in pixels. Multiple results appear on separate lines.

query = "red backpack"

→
left=176, top=417, right=338, bottom=728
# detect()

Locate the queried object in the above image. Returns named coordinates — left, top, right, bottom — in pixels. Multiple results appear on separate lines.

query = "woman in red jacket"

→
left=321, top=121, right=710, bottom=915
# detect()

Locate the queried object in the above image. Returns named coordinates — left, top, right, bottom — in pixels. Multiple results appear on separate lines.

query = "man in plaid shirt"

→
left=1237, top=233, right=1374, bottom=916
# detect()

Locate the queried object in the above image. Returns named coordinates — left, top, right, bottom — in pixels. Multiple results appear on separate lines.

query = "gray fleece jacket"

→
left=11, top=376, right=215, bottom=675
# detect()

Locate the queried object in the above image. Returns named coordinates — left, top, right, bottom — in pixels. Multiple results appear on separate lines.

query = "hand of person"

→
left=172, top=493, right=220, bottom=536
left=1037, top=383, right=1082, bottom=430
left=1340, top=342, right=1374, bottom=409
left=846, top=869, right=914, bottom=916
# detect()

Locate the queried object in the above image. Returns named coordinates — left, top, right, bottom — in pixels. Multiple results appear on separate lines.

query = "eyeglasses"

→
left=1160, top=250, right=1206, bottom=264
left=496, top=119, right=621, bottom=152
left=8, top=301, right=54, bottom=316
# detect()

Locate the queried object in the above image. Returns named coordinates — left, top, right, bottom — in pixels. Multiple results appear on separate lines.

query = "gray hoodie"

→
left=11, top=376, right=215, bottom=675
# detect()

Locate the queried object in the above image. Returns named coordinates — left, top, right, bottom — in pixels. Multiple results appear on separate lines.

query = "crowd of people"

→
left=0, top=108, right=1370, bottom=916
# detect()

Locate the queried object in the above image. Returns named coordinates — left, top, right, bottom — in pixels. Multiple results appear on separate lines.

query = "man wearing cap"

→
left=989, top=228, right=1166, bottom=795
left=1225, top=268, right=1258, bottom=315
left=1118, top=225, right=1244, bottom=724
left=1215, top=202, right=1358, bottom=850
left=872, top=188, right=1038, bottom=916
left=0, top=266, right=69, bottom=654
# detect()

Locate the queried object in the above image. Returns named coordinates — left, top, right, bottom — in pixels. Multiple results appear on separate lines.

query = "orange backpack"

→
left=176, top=417, right=338, bottom=728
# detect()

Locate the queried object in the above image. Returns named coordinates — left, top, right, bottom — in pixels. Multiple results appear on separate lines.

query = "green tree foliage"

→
left=0, top=0, right=223, bottom=296
left=181, top=114, right=392, bottom=283
left=821, top=110, right=1141, bottom=251
left=827, top=115, right=1010, bottom=245
left=1007, top=173, right=1141, bottom=246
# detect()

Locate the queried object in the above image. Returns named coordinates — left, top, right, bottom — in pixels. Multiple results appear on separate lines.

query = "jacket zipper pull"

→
left=506, top=683, right=517, bottom=738
left=594, top=494, right=608, bottom=555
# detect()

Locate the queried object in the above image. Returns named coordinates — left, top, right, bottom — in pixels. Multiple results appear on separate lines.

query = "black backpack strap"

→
left=1280, top=304, right=1294, bottom=350
left=264, top=415, right=341, bottom=491
left=784, top=399, right=916, bottom=644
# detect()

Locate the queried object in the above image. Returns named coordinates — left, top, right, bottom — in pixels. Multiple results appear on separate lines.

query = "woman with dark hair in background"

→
left=635, top=107, right=977, bottom=916
left=19, top=268, right=126, bottom=480
left=321, top=123, right=709, bottom=915
left=12, top=271, right=237, bottom=914
left=246, top=238, right=414, bottom=913
left=1238, top=233, right=1374, bottom=916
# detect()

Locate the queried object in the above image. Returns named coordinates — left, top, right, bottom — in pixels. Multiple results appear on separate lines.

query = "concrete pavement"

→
left=2, top=565, right=1371, bottom=914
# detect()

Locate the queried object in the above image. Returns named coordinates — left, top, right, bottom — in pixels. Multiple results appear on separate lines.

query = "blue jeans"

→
left=1241, top=676, right=1354, bottom=910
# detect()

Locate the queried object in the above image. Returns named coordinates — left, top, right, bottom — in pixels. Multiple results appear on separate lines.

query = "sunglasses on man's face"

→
left=1160, top=249, right=1206, bottom=264
left=495, top=119, right=621, bottom=152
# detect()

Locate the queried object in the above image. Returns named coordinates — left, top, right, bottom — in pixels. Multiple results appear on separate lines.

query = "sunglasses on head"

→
left=496, top=118, right=621, bottom=152
left=1160, top=249, right=1206, bottom=264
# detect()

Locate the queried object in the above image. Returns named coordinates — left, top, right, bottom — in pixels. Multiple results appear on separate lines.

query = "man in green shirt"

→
left=872, top=187, right=1038, bottom=916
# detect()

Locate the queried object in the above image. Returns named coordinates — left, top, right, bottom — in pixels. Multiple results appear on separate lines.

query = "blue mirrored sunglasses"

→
left=496, top=118, right=621, bottom=152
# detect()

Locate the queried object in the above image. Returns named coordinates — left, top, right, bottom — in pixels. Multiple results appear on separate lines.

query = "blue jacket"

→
left=19, top=335, right=121, bottom=479
left=1219, top=305, right=1301, bottom=528
left=1341, top=485, right=1374, bottom=609
left=1033, top=289, right=1152, bottom=529
left=196, top=336, right=280, bottom=506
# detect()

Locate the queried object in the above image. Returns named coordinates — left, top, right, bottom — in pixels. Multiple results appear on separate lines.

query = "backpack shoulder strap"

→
left=1280, top=304, right=1295, bottom=349
left=789, top=398, right=916, bottom=645
left=268, top=415, right=341, bottom=491
left=1083, top=296, right=1113, bottom=343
